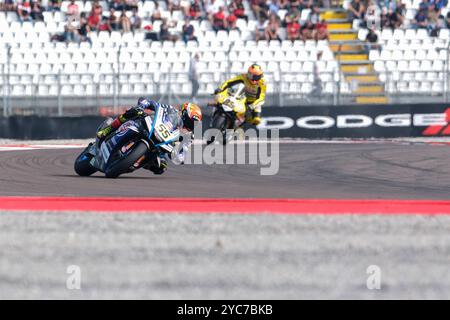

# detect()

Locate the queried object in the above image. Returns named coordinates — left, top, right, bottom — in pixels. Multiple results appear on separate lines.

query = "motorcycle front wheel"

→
left=207, top=113, right=228, bottom=145
left=74, top=144, right=97, bottom=177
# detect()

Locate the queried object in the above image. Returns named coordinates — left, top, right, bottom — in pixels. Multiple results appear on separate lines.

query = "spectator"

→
left=265, top=14, right=281, bottom=41
left=364, top=26, right=380, bottom=52
left=309, top=5, right=321, bottom=25
left=389, top=3, right=405, bottom=28
left=88, top=9, right=101, bottom=31
left=1, top=0, right=16, bottom=11
left=30, top=0, right=44, bottom=21
left=212, top=6, right=227, bottom=31
left=206, top=0, right=221, bottom=23
left=250, top=0, right=267, bottom=21
left=168, top=0, right=181, bottom=14
left=286, top=18, right=301, bottom=41
left=278, top=0, right=289, bottom=9
left=51, top=21, right=79, bottom=43
left=418, top=0, right=429, bottom=12
left=315, top=19, right=329, bottom=40
left=310, top=51, right=323, bottom=99
left=303, top=0, right=315, bottom=10
left=110, top=0, right=126, bottom=11
left=428, top=4, right=445, bottom=36
left=119, top=10, right=131, bottom=32
left=159, top=18, right=179, bottom=41
left=348, top=0, right=365, bottom=21
left=365, top=1, right=380, bottom=29
left=66, top=0, right=79, bottom=21
left=180, top=0, right=191, bottom=17
left=182, top=18, right=198, bottom=43
left=151, top=1, right=162, bottom=22
left=144, top=23, right=159, bottom=40
left=78, top=15, right=92, bottom=45
left=108, top=9, right=120, bottom=30
left=446, top=11, right=450, bottom=28
left=125, top=0, right=138, bottom=11
left=98, top=16, right=112, bottom=32
left=282, top=7, right=300, bottom=28
left=301, top=20, right=315, bottom=40
left=189, top=53, right=200, bottom=102
left=435, top=0, right=448, bottom=10
left=130, top=8, right=142, bottom=31
left=412, top=8, right=428, bottom=29
left=230, top=0, right=248, bottom=22
left=48, top=0, right=61, bottom=11
left=268, top=0, right=279, bottom=16
left=17, top=0, right=32, bottom=22
left=227, top=13, right=240, bottom=30
left=288, top=0, right=301, bottom=10
left=189, top=0, right=203, bottom=20
left=255, top=15, right=267, bottom=41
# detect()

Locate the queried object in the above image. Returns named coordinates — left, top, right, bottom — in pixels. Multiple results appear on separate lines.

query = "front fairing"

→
left=144, top=109, right=180, bottom=154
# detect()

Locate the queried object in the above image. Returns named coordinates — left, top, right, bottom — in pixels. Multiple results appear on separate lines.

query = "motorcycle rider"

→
left=96, top=97, right=202, bottom=174
left=214, top=63, right=266, bottom=126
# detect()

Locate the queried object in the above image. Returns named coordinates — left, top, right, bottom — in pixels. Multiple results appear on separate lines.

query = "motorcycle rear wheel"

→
left=105, top=141, right=148, bottom=178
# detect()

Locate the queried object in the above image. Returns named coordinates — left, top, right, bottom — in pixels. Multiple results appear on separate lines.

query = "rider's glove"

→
left=97, top=125, right=113, bottom=139
left=124, top=107, right=145, bottom=119
left=214, top=88, right=222, bottom=95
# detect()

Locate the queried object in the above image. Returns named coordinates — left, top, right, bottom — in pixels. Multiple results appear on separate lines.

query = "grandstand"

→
left=0, top=0, right=449, bottom=115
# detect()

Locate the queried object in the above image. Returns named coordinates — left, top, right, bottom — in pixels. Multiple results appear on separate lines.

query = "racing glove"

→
left=97, top=125, right=113, bottom=139
left=123, top=107, right=145, bottom=120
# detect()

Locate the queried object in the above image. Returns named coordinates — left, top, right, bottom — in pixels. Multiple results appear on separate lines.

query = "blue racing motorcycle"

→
left=74, top=107, right=181, bottom=178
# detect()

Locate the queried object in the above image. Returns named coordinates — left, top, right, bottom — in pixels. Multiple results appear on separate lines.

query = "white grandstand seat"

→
left=416, top=29, right=428, bottom=40
left=421, top=60, right=432, bottom=70
left=381, top=29, right=393, bottom=41
left=380, top=50, right=393, bottom=61
left=291, top=61, right=302, bottom=72
left=392, top=50, right=403, bottom=60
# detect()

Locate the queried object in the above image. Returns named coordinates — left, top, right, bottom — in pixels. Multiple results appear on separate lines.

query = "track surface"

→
left=2, top=142, right=450, bottom=299
left=0, top=142, right=450, bottom=199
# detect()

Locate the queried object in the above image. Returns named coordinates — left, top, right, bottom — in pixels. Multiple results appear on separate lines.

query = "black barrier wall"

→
left=0, top=116, right=105, bottom=139
left=1, top=104, right=449, bottom=139
left=259, top=104, right=450, bottom=138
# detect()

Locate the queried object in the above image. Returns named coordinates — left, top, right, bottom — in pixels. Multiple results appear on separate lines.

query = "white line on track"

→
left=1, top=137, right=449, bottom=152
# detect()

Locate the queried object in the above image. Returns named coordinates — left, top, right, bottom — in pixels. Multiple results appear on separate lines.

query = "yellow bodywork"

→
left=215, top=90, right=247, bottom=125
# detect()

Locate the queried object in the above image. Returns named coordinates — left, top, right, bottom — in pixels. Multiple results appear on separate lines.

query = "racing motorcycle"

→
left=74, top=108, right=183, bottom=178
left=206, top=84, right=247, bottom=145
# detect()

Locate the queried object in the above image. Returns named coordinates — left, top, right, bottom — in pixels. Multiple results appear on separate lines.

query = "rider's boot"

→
left=144, top=155, right=168, bottom=175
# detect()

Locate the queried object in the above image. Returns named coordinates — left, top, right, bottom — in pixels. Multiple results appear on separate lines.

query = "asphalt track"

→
left=2, top=141, right=450, bottom=299
left=0, top=142, right=450, bottom=199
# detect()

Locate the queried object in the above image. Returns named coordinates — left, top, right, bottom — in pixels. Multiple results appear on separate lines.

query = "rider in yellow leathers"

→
left=214, top=63, right=266, bottom=126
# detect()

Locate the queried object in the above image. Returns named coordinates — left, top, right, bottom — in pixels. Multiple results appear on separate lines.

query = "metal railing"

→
left=1, top=42, right=450, bottom=116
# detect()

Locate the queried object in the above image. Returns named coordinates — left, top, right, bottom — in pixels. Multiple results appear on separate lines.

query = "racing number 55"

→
left=157, top=124, right=170, bottom=139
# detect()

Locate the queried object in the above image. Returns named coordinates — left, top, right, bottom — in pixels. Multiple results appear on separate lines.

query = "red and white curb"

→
left=1, top=197, right=450, bottom=215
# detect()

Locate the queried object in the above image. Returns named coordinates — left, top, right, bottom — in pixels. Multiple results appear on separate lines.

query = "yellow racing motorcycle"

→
left=206, top=85, right=247, bottom=145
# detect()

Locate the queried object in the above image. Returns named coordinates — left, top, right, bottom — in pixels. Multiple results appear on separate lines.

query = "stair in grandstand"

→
left=322, top=9, right=388, bottom=104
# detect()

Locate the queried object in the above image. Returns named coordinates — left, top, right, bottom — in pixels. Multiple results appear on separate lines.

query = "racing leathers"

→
left=215, top=73, right=266, bottom=125
left=97, top=99, right=191, bottom=175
